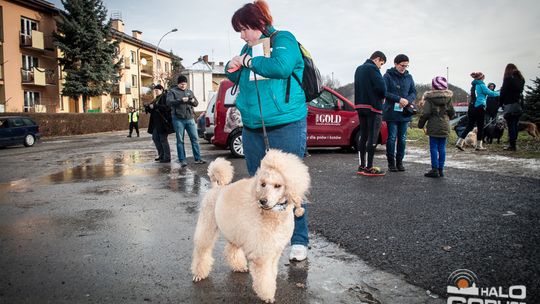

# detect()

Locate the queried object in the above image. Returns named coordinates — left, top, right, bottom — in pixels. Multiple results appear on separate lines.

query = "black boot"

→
left=438, top=168, right=444, bottom=177
left=387, top=157, right=397, bottom=172
left=424, top=168, right=439, bottom=178
left=396, top=160, right=405, bottom=172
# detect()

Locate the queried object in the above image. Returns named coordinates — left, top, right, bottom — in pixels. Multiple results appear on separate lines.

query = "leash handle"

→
left=253, top=73, right=270, bottom=152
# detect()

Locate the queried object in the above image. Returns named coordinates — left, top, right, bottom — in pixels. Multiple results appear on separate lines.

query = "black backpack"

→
left=271, top=32, right=323, bottom=102
left=469, top=84, right=477, bottom=106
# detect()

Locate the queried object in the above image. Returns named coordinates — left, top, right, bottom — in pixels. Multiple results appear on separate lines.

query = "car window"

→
left=22, top=118, right=36, bottom=126
left=11, top=118, right=25, bottom=127
left=309, top=91, right=336, bottom=110
left=0, top=119, right=7, bottom=128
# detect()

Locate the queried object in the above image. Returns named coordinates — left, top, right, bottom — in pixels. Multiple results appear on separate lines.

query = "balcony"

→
left=111, top=82, right=126, bottom=95
left=21, top=67, right=56, bottom=86
left=20, top=30, right=45, bottom=50
left=123, top=56, right=131, bottom=69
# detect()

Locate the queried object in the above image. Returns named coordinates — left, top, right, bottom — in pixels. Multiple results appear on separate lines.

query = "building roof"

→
left=8, top=0, right=59, bottom=14
left=185, top=58, right=213, bottom=72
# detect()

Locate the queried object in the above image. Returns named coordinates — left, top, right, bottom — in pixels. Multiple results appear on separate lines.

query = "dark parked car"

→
left=0, top=116, right=41, bottom=147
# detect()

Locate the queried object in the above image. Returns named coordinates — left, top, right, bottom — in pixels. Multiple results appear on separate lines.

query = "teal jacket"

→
left=472, top=79, right=500, bottom=108
left=225, top=26, right=306, bottom=129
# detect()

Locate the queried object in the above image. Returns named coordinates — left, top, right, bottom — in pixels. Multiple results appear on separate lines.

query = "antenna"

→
left=111, top=11, right=122, bottom=21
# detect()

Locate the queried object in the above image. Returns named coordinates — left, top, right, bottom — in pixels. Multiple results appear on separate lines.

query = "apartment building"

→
left=0, top=0, right=178, bottom=113
left=61, top=18, right=178, bottom=113
left=0, top=0, right=60, bottom=113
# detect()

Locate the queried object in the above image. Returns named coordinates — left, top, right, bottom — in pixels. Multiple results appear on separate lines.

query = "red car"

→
left=212, top=80, right=388, bottom=158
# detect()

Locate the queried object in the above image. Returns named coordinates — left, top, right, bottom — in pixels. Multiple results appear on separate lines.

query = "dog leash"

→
left=253, top=73, right=271, bottom=152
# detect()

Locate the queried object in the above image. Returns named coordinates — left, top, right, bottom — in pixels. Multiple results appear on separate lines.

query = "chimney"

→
left=132, top=30, right=142, bottom=40
left=203, top=55, right=209, bottom=63
left=111, top=19, right=124, bottom=32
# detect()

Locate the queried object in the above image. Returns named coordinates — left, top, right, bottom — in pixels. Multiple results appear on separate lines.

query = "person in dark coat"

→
left=354, top=51, right=387, bottom=176
left=383, top=54, right=417, bottom=172
left=485, top=82, right=499, bottom=123
left=145, top=84, right=172, bottom=163
left=499, top=63, right=525, bottom=151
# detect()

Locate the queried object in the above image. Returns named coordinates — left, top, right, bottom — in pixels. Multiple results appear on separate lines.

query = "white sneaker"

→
left=289, top=244, right=308, bottom=261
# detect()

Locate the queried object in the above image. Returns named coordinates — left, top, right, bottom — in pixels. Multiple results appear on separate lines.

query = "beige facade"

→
left=0, top=0, right=60, bottom=113
left=0, top=0, right=178, bottom=113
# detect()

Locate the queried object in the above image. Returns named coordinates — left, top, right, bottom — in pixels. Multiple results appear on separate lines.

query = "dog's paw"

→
left=294, top=207, right=305, bottom=217
left=192, top=274, right=207, bottom=282
left=262, top=297, right=275, bottom=303
left=232, top=266, right=249, bottom=273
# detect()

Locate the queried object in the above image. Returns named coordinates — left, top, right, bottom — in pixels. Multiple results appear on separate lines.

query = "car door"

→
left=9, top=118, right=27, bottom=143
left=0, top=118, right=14, bottom=146
left=307, top=89, right=357, bottom=147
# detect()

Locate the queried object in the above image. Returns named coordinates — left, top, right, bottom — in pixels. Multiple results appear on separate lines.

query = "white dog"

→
left=191, top=149, right=310, bottom=303
left=463, top=127, right=478, bottom=148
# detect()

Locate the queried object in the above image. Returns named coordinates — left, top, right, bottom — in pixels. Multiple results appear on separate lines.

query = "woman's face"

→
left=239, top=26, right=262, bottom=45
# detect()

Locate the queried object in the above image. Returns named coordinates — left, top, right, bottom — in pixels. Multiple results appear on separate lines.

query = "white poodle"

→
left=191, top=149, right=310, bottom=303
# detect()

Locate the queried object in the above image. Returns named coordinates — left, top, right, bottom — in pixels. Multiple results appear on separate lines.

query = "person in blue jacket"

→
left=456, top=72, right=500, bottom=151
left=383, top=54, right=417, bottom=172
left=225, top=0, right=309, bottom=262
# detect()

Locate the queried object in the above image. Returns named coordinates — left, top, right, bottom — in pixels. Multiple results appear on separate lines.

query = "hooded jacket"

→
left=472, top=79, right=499, bottom=108
left=382, top=67, right=417, bottom=122
left=354, top=59, right=386, bottom=114
left=499, top=75, right=525, bottom=106
left=225, top=26, right=306, bottom=129
left=418, top=89, right=455, bottom=137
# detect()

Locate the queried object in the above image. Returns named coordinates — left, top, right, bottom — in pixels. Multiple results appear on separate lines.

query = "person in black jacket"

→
left=354, top=51, right=387, bottom=176
left=499, top=63, right=525, bottom=151
left=145, top=84, right=172, bottom=163
left=485, top=82, right=499, bottom=123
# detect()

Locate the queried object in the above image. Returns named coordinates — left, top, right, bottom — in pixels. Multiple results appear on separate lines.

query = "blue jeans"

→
left=386, top=121, right=409, bottom=163
left=171, top=116, right=202, bottom=162
left=243, top=119, right=309, bottom=246
left=429, top=137, right=447, bottom=169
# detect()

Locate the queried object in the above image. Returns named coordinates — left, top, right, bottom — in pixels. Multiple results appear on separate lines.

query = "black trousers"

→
left=460, top=106, right=485, bottom=141
left=129, top=122, right=139, bottom=136
left=357, top=110, right=382, bottom=168
left=152, top=128, right=171, bottom=161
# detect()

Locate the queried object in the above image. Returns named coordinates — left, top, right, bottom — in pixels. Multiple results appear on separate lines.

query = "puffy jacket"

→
left=225, top=26, right=306, bottom=129
left=166, top=86, right=198, bottom=119
left=499, top=75, right=525, bottom=106
left=354, top=59, right=386, bottom=114
left=382, top=67, right=417, bottom=122
left=472, top=79, right=499, bottom=108
left=418, top=90, right=455, bottom=137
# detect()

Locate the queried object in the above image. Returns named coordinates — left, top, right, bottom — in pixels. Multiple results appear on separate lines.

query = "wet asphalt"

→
left=0, top=132, right=538, bottom=303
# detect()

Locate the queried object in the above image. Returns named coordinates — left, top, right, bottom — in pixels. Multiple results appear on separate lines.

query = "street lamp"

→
left=154, top=28, right=178, bottom=86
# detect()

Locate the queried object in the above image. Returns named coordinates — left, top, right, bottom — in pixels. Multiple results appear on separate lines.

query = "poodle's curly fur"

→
left=191, top=149, right=310, bottom=303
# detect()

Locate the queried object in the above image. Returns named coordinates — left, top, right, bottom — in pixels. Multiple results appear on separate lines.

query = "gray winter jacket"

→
left=418, top=90, right=455, bottom=138
left=166, top=86, right=198, bottom=119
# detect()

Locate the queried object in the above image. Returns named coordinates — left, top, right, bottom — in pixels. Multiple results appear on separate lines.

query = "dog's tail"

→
left=207, top=158, right=234, bottom=187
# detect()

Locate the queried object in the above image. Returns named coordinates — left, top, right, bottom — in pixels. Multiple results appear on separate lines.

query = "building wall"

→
left=187, top=70, right=213, bottom=112
left=0, top=1, right=59, bottom=113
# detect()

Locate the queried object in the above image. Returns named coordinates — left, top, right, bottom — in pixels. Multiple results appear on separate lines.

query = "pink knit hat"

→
left=432, top=76, right=448, bottom=90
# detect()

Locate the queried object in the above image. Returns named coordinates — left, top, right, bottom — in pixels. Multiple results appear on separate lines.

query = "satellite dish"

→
left=140, top=58, right=147, bottom=65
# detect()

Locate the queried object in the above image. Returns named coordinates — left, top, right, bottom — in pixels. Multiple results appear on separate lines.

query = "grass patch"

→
left=406, top=120, right=540, bottom=159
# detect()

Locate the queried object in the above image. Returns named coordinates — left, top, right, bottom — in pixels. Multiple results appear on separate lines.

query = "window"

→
left=11, top=118, right=25, bottom=127
left=22, top=55, right=39, bottom=70
left=23, top=91, right=40, bottom=112
left=165, top=62, right=169, bottom=73
left=0, top=119, right=7, bottom=128
left=309, top=91, right=336, bottom=109
left=22, top=118, right=36, bottom=126
left=20, top=17, right=38, bottom=36
left=130, top=51, right=136, bottom=64
left=112, top=97, right=120, bottom=110
left=157, top=59, right=161, bottom=72
left=131, top=75, right=138, bottom=87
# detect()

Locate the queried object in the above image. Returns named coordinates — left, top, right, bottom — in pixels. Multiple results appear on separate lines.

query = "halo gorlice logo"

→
left=446, top=269, right=527, bottom=304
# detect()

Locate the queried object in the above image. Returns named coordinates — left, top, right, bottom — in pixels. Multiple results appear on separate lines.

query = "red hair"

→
left=231, top=0, right=273, bottom=34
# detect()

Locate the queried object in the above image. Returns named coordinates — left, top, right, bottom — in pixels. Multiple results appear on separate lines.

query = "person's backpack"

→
left=271, top=32, right=323, bottom=102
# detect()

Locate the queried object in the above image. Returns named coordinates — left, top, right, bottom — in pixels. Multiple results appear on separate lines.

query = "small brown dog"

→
left=518, top=121, right=539, bottom=139
left=463, top=127, right=478, bottom=147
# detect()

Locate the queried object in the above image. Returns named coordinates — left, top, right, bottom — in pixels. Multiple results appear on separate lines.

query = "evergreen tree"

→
left=166, top=50, right=184, bottom=89
left=54, top=0, right=120, bottom=112
left=523, top=76, right=540, bottom=124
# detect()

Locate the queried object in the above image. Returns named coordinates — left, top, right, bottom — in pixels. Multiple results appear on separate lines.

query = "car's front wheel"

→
left=228, top=130, right=244, bottom=158
left=24, top=134, right=35, bottom=147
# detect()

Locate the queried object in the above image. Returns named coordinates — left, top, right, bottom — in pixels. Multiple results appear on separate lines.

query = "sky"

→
left=48, top=0, right=540, bottom=94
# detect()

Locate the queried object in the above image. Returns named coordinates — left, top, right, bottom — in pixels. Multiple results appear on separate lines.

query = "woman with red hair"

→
left=226, top=0, right=309, bottom=262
